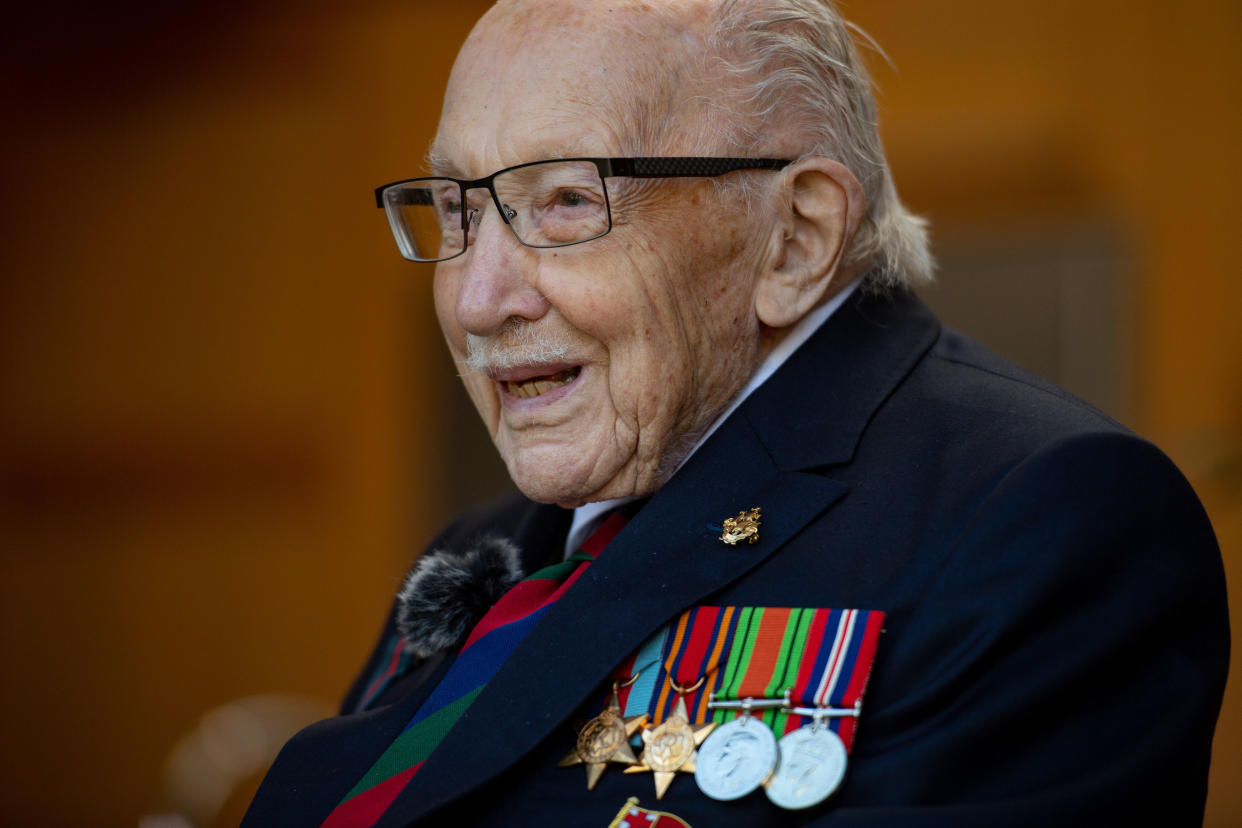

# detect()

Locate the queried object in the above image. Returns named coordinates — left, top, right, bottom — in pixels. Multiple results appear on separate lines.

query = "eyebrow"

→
left=425, top=147, right=465, bottom=178
left=424, top=140, right=606, bottom=179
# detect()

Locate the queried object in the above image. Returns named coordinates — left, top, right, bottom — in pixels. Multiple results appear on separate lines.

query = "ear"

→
left=755, top=158, right=866, bottom=329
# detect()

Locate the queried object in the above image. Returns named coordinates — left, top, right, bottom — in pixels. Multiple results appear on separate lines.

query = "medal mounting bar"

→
left=784, top=703, right=861, bottom=719
left=705, top=692, right=789, bottom=713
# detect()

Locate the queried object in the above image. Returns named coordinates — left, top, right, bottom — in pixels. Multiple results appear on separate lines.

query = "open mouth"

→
left=502, top=366, right=581, bottom=399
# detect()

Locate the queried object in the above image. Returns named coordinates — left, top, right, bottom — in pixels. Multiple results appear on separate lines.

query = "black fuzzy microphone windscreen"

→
left=395, top=536, right=524, bottom=658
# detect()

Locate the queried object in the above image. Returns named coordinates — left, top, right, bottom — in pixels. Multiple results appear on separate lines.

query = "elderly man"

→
left=245, top=0, right=1228, bottom=825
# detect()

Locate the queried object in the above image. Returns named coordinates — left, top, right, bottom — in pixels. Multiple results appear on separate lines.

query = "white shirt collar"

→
left=564, top=279, right=861, bottom=557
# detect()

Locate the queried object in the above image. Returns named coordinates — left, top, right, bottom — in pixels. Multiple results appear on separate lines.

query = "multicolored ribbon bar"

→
left=614, top=607, right=884, bottom=753
left=610, top=606, right=742, bottom=727
left=714, top=607, right=884, bottom=750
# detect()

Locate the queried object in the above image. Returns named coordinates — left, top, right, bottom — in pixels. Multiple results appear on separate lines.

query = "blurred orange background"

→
left=1, top=2, right=1238, bottom=825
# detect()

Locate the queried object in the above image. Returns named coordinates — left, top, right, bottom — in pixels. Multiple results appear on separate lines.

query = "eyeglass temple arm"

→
left=603, top=157, right=791, bottom=178
left=373, top=157, right=793, bottom=207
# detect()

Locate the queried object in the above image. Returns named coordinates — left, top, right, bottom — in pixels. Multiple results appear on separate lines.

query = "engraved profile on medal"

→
left=644, top=714, right=696, bottom=771
left=578, top=708, right=626, bottom=762
left=624, top=692, right=717, bottom=800
left=558, top=682, right=648, bottom=791
left=764, top=726, right=848, bottom=809
left=694, top=717, right=779, bottom=801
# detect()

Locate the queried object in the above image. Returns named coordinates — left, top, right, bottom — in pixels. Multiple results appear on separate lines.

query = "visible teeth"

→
left=503, top=368, right=579, bottom=399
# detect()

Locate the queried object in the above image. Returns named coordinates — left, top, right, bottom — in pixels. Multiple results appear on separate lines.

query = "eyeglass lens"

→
left=381, top=160, right=610, bottom=262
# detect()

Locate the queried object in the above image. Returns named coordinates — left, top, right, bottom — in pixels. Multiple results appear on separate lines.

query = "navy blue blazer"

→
left=246, top=289, right=1228, bottom=826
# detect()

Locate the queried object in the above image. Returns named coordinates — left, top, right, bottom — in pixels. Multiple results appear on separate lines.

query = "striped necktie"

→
left=321, top=510, right=633, bottom=827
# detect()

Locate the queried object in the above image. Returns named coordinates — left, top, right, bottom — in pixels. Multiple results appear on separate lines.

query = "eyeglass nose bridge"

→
left=462, top=182, right=519, bottom=248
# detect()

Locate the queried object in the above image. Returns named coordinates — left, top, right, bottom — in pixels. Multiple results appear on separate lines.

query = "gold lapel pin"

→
left=720, top=507, right=761, bottom=546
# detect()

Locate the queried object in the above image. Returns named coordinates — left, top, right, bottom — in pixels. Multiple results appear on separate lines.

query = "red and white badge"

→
left=605, top=796, right=693, bottom=828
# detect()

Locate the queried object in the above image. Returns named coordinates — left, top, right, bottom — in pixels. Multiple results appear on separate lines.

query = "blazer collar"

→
left=378, top=288, right=940, bottom=825
left=743, top=287, right=940, bottom=471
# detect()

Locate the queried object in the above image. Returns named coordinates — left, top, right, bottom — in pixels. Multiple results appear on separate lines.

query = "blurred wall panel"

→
left=1, top=1, right=1238, bottom=826
left=853, top=2, right=1241, bottom=823
left=0, top=2, right=490, bottom=825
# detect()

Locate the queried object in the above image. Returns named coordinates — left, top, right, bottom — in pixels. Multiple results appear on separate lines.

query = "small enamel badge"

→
left=720, top=507, right=761, bottom=546
left=606, top=796, right=693, bottom=828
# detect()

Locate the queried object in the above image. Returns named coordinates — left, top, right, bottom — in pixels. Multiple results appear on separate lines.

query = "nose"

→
left=452, top=201, right=550, bottom=336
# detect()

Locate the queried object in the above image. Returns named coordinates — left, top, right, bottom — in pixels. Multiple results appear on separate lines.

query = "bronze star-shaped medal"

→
left=558, top=688, right=649, bottom=790
left=624, top=695, right=718, bottom=799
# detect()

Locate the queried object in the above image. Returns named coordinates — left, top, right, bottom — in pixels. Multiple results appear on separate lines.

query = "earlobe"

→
left=754, top=159, right=866, bottom=329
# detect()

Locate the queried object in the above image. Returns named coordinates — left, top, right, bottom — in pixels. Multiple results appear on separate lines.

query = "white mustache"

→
left=464, top=321, right=575, bottom=374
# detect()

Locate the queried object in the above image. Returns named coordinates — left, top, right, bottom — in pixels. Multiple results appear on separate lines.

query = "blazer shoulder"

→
left=924, top=325, right=1125, bottom=434
left=868, top=323, right=1135, bottom=476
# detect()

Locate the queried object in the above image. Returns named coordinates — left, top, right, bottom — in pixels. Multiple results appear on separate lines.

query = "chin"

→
left=501, top=458, right=576, bottom=506
left=501, top=453, right=606, bottom=507
left=508, top=471, right=597, bottom=508
left=508, top=456, right=662, bottom=509
left=515, top=485, right=590, bottom=509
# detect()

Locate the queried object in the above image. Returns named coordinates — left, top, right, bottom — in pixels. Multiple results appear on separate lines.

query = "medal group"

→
left=559, top=605, right=885, bottom=811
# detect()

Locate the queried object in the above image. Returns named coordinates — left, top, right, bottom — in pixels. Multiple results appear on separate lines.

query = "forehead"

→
left=431, top=0, right=713, bottom=175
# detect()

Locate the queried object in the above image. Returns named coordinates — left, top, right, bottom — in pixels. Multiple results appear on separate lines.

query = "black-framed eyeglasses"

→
left=374, top=157, right=792, bottom=263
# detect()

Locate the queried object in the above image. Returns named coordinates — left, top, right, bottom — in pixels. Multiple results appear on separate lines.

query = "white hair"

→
left=703, top=0, right=934, bottom=289
left=464, top=318, right=573, bottom=374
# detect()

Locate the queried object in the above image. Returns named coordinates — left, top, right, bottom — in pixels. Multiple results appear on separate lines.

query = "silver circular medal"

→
left=693, top=716, right=779, bottom=801
left=764, top=725, right=848, bottom=809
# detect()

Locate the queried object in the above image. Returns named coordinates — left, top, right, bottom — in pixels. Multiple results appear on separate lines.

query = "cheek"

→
left=460, top=371, right=496, bottom=411
left=432, top=268, right=468, bottom=355
left=605, top=252, right=715, bottom=414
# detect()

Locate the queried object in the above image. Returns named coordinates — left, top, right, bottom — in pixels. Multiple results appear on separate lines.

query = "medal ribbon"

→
left=652, top=605, right=743, bottom=724
left=320, top=512, right=632, bottom=828
left=614, top=628, right=670, bottom=719
left=784, top=607, right=884, bottom=749
left=616, top=607, right=884, bottom=753
left=715, top=607, right=884, bottom=749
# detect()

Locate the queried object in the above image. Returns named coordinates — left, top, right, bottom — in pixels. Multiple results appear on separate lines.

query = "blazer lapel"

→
left=378, top=289, right=940, bottom=826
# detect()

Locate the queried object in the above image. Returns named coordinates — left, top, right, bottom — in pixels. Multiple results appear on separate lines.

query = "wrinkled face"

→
left=431, top=0, right=769, bottom=507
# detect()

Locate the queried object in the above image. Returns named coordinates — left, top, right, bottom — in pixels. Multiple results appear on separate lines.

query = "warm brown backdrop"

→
left=2, top=2, right=1238, bottom=825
